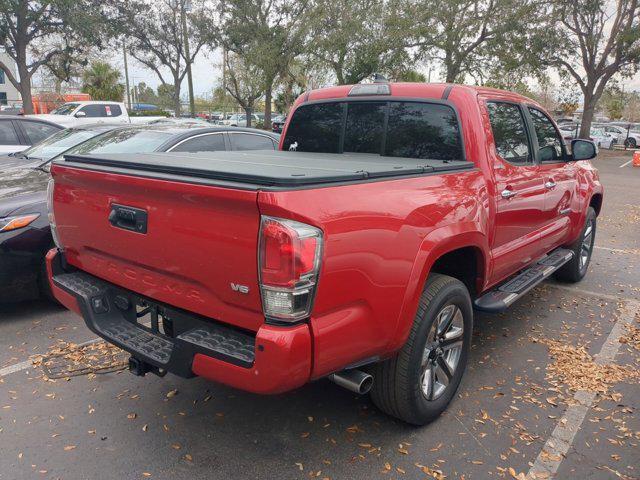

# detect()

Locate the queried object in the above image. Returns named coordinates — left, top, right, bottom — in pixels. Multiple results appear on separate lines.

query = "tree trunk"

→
left=579, top=90, right=596, bottom=138
left=264, top=84, right=272, bottom=131
left=444, top=59, right=458, bottom=83
left=16, top=45, right=34, bottom=114
left=20, top=81, right=33, bottom=115
left=173, top=81, right=181, bottom=116
left=245, top=106, right=253, bottom=127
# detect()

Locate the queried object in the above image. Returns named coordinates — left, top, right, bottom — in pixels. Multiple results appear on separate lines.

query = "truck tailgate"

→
left=51, top=164, right=264, bottom=331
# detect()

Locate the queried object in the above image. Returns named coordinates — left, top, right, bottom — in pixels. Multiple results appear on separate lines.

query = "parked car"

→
left=0, top=124, right=280, bottom=302
left=272, top=114, right=287, bottom=133
left=589, top=127, right=615, bottom=149
left=0, top=115, right=63, bottom=155
left=148, top=117, right=212, bottom=127
left=601, top=124, right=640, bottom=148
left=46, top=83, right=602, bottom=425
left=219, top=113, right=260, bottom=127
left=1, top=123, right=120, bottom=169
left=560, top=124, right=615, bottom=149
left=27, top=101, right=167, bottom=127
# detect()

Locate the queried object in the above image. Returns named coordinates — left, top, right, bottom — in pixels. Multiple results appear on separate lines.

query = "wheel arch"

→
left=389, top=226, right=489, bottom=353
left=589, top=193, right=603, bottom=216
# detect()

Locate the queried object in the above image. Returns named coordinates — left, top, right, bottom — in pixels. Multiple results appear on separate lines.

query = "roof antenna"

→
left=372, top=73, right=388, bottom=84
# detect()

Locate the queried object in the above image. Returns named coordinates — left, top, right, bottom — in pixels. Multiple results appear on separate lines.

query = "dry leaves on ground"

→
left=32, top=341, right=128, bottom=379
left=620, top=322, right=640, bottom=351
left=533, top=337, right=639, bottom=395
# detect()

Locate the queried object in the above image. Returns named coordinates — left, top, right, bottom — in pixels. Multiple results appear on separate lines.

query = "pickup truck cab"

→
left=46, top=83, right=603, bottom=425
left=28, top=101, right=166, bottom=128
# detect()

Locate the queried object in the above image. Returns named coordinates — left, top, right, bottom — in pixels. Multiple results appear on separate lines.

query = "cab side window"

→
left=78, top=104, right=107, bottom=117
left=487, top=102, right=532, bottom=165
left=171, top=133, right=226, bottom=152
left=527, top=107, right=564, bottom=162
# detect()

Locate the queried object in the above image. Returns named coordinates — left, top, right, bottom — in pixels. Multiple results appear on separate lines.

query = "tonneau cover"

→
left=61, top=150, right=474, bottom=187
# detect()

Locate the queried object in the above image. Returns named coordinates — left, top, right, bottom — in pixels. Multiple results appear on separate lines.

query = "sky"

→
left=119, top=46, right=223, bottom=98
left=107, top=42, right=640, bottom=102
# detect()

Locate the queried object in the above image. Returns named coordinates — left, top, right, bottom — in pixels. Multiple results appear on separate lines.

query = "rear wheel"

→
left=555, top=207, right=596, bottom=283
left=370, top=274, right=472, bottom=425
left=624, top=137, right=637, bottom=148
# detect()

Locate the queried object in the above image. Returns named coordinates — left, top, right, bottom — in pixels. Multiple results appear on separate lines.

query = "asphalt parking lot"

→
left=1, top=152, right=639, bottom=480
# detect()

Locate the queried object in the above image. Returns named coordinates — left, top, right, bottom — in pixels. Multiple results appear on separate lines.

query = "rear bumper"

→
left=46, top=249, right=312, bottom=394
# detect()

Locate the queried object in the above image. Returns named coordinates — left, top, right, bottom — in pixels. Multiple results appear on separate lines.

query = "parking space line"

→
left=544, top=282, right=632, bottom=303
left=594, top=245, right=638, bottom=255
left=0, top=359, right=35, bottom=378
left=0, top=337, right=101, bottom=378
left=526, top=300, right=639, bottom=479
left=619, top=159, right=632, bottom=168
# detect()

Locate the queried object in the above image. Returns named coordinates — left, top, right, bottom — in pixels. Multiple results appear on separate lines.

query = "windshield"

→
left=19, top=128, right=100, bottom=161
left=590, top=128, right=605, bottom=136
left=50, top=103, right=80, bottom=115
left=61, top=128, right=174, bottom=157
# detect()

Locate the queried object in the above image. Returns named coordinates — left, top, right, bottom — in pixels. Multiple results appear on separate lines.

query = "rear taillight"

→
left=259, top=216, right=322, bottom=322
left=47, top=179, right=63, bottom=250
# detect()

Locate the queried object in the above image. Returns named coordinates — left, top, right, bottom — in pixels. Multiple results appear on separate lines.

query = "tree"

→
left=125, top=0, right=216, bottom=115
left=307, top=0, right=408, bottom=85
left=156, top=83, right=177, bottom=111
left=81, top=61, right=125, bottom=101
left=0, top=0, right=119, bottom=114
left=402, top=0, right=542, bottom=83
left=549, top=0, right=640, bottom=136
left=133, top=82, right=159, bottom=105
left=224, top=53, right=264, bottom=127
left=219, top=0, right=309, bottom=129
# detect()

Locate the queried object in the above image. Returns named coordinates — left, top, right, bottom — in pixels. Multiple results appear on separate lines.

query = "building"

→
left=0, top=52, right=21, bottom=106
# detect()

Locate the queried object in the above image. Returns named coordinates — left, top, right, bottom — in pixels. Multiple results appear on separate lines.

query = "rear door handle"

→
left=545, top=181, right=557, bottom=189
left=501, top=189, right=517, bottom=199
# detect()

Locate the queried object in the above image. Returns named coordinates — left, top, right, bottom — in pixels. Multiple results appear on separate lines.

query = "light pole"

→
left=123, top=41, right=132, bottom=110
left=181, top=0, right=195, bottom=117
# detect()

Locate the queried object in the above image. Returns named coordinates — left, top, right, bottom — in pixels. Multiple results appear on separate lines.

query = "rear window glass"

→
left=283, top=101, right=463, bottom=160
left=63, top=129, right=173, bottom=156
left=386, top=103, right=462, bottom=160
left=344, top=102, right=386, bottom=154
left=283, top=102, right=343, bottom=153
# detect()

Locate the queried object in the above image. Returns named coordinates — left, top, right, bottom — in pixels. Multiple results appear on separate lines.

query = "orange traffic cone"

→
left=633, top=151, right=640, bottom=168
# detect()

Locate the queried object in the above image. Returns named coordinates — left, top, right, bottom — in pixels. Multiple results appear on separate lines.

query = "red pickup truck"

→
left=46, top=82, right=603, bottom=425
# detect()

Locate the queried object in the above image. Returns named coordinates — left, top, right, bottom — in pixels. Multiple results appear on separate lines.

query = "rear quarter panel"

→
left=259, top=170, right=490, bottom=378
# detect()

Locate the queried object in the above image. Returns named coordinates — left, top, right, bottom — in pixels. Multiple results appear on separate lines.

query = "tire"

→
left=555, top=207, right=596, bottom=283
left=369, top=273, right=473, bottom=425
left=624, top=137, right=637, bottom=148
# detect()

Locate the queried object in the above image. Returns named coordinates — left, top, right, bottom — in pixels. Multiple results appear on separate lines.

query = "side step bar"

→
left=474, top=248, right=574, bottom=312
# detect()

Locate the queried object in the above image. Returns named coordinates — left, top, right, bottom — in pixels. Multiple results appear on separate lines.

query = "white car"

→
left=589, top=127, right=615, bottom=149
left=219, top=113, right=260, bottom=127
left=27, top=101, right=167, bottom=128
left=602, top=124, right=640, bottom=148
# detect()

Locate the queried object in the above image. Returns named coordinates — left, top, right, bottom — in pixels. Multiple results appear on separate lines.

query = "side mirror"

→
left=571, top=139, right=597, bottom=161
left=75, top=111, right=87, bottom=118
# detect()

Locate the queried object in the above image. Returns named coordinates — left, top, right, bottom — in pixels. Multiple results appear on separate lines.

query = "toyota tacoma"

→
left=46, top=83, right=603, bottom=425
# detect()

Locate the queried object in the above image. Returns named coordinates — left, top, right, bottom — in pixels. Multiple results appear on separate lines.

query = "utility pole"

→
left=123, top=42, right=131, bottom=110
left=181, top=0, right=195, bottom=117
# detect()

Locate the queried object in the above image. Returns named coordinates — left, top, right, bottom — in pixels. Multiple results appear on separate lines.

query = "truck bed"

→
left=61, top=150, right=474, bottom=188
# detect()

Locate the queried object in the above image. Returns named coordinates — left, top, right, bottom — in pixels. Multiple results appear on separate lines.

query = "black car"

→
left=0, top=124, right=280, bottom=302
left=0, top=115, right=63, bottom=156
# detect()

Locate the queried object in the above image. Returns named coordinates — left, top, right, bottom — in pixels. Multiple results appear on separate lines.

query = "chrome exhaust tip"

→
left=328, top=369, right=373, bottom=394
